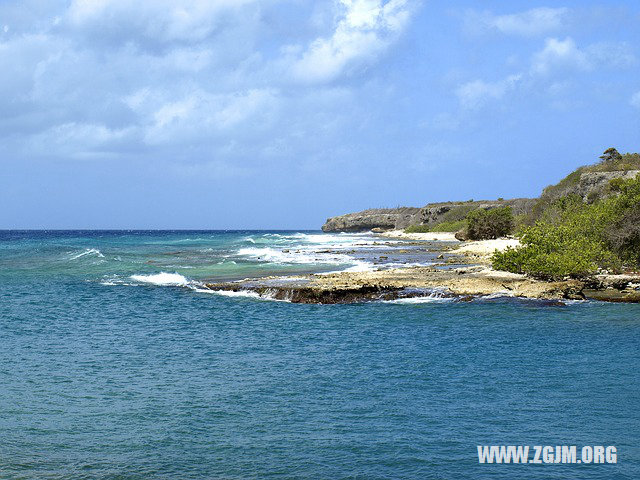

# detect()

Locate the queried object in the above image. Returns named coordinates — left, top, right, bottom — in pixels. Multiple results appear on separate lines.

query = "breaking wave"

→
left=130, top=272, right=191, bottom=286
left=236, top=246, right=375, bottom=271
left=69, top=248, right=105, bottom=260
left=385, top=289, right=454, bottom=304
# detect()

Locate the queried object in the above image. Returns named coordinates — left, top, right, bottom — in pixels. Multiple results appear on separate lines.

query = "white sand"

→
left=378, top=230, right=520, bottom=258
left=455, top=238, right=520, bottom=256
left=379, top=230, right=458, bottom=241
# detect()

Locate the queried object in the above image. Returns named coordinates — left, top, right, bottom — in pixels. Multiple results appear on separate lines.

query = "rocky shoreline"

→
left=202, top=234, right=640, bottom=304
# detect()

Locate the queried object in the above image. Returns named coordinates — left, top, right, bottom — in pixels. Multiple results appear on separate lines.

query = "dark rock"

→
left=454, top=229, right=469, bottom=241
left=206, top=283, right=405, bottom=304
left=582, top=288, right=640, bottom=303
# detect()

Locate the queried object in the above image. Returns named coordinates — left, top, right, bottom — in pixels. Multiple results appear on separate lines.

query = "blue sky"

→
left=1, top=0, right=639, bottom=229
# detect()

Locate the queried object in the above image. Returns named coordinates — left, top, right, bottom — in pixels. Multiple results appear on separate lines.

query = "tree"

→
left=599, top=147, right=622, bottom=163
left=465, top=206, right=513, bottom=240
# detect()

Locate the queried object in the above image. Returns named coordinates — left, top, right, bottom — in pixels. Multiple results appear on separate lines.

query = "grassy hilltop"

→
left=407, top=148, right=640, bottom=279
left=492, top=148, right=640, bottom=279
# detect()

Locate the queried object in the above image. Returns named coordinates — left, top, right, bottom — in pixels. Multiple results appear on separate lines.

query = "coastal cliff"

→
left=321, top=207, right=422, bottom=232
left=322, top=199, right=534, bottom=232
left=322, top=168, right=638, bottom=233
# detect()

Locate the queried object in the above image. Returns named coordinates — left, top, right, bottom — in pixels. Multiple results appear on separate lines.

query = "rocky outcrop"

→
left=204, top=268, right=640, bottom=304
left=321, top=166, right=640, bottom=233
left=321, top=208, right=422, bottom=232
left=417, top=198, right=534, bottom=225
left=574, top=170, right=640, bottom=202
left=204, top=266, right=593, bottom=304
left=322, top=199, right=534, bottom=232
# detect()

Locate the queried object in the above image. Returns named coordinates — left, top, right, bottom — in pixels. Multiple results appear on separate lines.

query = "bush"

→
left=492, top=222, right=620, bottom=280
left=606, top=207, right=640, bottom=265
left=492, top=174, right=640, bottom=279
left=524, top=149, right=640, bottom=225
left=439, top=205, right=476, bottom=223
left=430, top=220, right=467, bottom=232
left=404, top=224, right=431, bottom=233
left=465, top=206, right=513, bottom=240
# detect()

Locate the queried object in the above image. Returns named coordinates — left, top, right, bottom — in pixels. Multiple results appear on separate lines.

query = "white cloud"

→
left=531, top=37, right=636, bottom=75
left=531, top=37, right=589, bottom=75
left=456, top=74, right=521, bottom=109
left=466, top=7, right=568, bottom=37
left=631, top=91, right=640, bottom=109
left=66, top=0, right=260, bottom=47
left=141, top=88, right=280, bottom=145
left=586, top=42, right=636, bottom=69
left=454, top=36, right=636, bottom=111
left=30, top=122, right=136, bottom=159
left=290, top=0, right=413, bottom=83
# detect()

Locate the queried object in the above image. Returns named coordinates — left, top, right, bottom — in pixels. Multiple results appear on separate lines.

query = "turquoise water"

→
left=1, top=231, right=639, bottom=479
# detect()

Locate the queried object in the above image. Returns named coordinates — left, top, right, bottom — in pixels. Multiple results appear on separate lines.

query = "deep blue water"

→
left=1, top=231, right=639, bottom=479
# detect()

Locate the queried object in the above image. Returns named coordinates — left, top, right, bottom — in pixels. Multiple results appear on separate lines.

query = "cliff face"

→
left=322, top=168, right=639, bottom=233
left=321, top=208, right=422, bottom=232
left=322, top=199, right=534, bottom=232
left=574, top=170, right=640, bottom=201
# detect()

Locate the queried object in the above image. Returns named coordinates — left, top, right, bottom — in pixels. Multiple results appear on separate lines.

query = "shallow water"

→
left=1, top=231, right=639, bottom=479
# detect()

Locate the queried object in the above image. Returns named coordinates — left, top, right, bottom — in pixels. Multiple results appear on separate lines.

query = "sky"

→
left=1, top=0, right=639, bottom=229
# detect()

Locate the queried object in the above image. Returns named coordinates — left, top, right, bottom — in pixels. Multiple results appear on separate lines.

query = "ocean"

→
left=1, top=230, right=638, bottom=479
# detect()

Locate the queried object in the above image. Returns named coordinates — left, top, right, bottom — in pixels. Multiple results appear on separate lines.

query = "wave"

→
left=237, top=246, right=331, bottom=265
left=385, top=289, right=454, bottom=304
left=190, top=286, right=287, bottom=302
left=386, top=295, right=454, bottom=304
left=236, top=246, right=375, bottom=271
left=69, top=248, right=105, bottom=260
left=130, top=272, right=191, bottom=286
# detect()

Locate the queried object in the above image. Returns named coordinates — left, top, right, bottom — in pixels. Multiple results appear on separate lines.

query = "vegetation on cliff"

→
left=405, top=206, right=514, bottom=238
left=493, top=169, right=640, bottom=279
left=524, top=148, right=640, bottom=224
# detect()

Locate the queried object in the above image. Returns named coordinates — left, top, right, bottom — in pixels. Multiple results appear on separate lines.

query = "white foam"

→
left=192, top=287, right=286, bottom=302
left=480, top=291, right=514, bottom=299
left=130, top=272, right=191, bottom=286
left=237, top=246, right=339, bottom=265
left=69, top=248, right=104, bottom=260
left=236, top=246, right=378, bottom=272
left=385, top=289, right=453, bottom=304
left=386, top=296, right=454, bottom=304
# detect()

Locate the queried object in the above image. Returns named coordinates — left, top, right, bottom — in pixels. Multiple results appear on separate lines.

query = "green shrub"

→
left=607, top=177, right=626, bottom=193
left=492, top=222, right=620, bottom=279
left=492, top=174, right=640, bottom=279
left=606, top=207, right=640, bottom=265
left=465, top=206, right=513, bottom=240
left=430, top=220, right=467, bottom=232
left=439, top=205, right=476, bottom=223
left=404, top=224, right=431, bottom=233
left=524, top=149, right=640, bottom=225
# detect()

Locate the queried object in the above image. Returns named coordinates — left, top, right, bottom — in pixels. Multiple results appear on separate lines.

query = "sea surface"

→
left=1, top=230, right=639, bottom=479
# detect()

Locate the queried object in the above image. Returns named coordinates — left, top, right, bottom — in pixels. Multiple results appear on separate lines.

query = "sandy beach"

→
left=379, top=230, right=458, bottom=241
left=380, top=230, right=520, bottom=260
left=454, top=238, right=520, bottom=256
